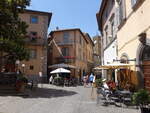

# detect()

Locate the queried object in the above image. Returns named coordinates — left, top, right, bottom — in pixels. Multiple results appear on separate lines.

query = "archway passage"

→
left=141, top=45, right=150, bottom=91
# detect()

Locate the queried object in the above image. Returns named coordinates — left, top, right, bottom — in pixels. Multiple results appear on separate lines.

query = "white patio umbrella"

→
left=50, top=68, right=71, bottom=74
left=48, top=63, right=76, bottom=69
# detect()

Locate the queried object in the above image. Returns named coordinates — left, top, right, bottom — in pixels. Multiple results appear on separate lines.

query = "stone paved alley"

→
left=0, top=84, right=140, bottom=113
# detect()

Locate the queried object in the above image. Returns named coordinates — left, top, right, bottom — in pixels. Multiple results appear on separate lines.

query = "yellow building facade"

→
left=19, top=10, right=52, bottom=82
left=97, top=0, right=150, bottom=91
left=117, top=0, right=150, bottom=90
left=48, top=29, right=94, bottom=80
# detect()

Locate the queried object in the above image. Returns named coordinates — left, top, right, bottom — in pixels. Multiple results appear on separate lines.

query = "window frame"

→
left=62, top=47, right=69, bottom=56
left=63, top=32, right=70, bottom=43
left=105, top=26, right=108, bottom=46
left=118, top=0, right=126, bottom=25
left=29, top=49, right=37, bottom=59
left=30, top=15, right=38, bottom=24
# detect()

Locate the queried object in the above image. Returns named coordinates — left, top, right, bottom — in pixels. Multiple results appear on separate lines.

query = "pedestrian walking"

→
left=39, top=71, right=43, bottom=87
left=83, top=75, right=87, bottom=87
left=92, top=75, right=96, bottom=87
left=49, top=75, right=53, bottom=84
left=89, top=73, right=94, bottom=86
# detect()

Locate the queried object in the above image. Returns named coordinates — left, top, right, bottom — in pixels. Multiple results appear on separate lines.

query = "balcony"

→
left=56, top=40, right=74, bottom=46
left=24, top=36, right=46, bottom=46
left=56, top=56, right=75, bottom=64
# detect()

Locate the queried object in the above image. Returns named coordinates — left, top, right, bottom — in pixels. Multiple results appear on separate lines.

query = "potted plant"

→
left=132, top=89, right=150, bottom=113
left=95, top=78, right=103, bottom=88
left=16, top=74, right=28, bottom=92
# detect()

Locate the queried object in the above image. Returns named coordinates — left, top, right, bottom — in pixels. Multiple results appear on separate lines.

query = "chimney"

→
left=56, top=26, right=59, bottom=30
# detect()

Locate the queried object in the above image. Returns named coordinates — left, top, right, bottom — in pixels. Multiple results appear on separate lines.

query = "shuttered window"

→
left=131, top=0, right=138, bottom=7
left=62, top=47, right=69, bottom=56
left=63, top=32, right=70, bottom=43
left=30, top=49, right=37, bottom=59
left=118, top=0, right=126, bottom=25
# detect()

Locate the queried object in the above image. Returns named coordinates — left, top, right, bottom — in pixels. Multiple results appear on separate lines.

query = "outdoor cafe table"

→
left=116, top=90, right=132, bottom=106
left=118, top=90, right=131, bottom=95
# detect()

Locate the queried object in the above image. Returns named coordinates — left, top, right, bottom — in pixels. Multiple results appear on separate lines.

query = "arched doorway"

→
left=118, top=54, right=131, bottom=89
left=140, top=45, right=150, bottom=91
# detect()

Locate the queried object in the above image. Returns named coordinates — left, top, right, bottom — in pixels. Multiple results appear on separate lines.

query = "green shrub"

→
left=17, top=74, right=28, bottom=83
left=95, top=78, right=102, bottom=88
left=132, top=89, right=150, bottom=107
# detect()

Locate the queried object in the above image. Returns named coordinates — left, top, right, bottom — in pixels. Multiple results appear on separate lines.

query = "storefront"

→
left=95, top=63, right=134, bottom=90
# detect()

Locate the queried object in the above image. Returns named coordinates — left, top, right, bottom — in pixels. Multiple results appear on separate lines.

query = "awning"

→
left=50, top=68, right=71, bottom=74
left=48, top=63, right=76, bottom=69
left=93, top=67, right=108, bottom=70
left=94, top=63, right=133, bottom=69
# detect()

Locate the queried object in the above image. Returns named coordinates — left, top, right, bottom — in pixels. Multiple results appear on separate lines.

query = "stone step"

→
left=0, top=86, right=15, bottom=90
left=0, top=85, right=17, bottom=95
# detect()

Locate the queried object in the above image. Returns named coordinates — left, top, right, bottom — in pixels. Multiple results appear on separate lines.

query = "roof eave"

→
left=96, top=0, right=108, bottom=32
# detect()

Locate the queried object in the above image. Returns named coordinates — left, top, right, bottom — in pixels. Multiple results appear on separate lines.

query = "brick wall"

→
left=143, top=61, right=150, bottom=91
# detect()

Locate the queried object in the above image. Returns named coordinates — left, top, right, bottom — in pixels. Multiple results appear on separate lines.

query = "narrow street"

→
left=0, top=84, right=140, bottom=113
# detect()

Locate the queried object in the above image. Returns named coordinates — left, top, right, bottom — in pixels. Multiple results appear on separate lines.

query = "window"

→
left=131, top=0, right=138, bottom=7
left=105, top=26, right=108, bottom=45
left=63, top=32, right=70, bottom=43
left=111, top=21, right=114, bottom=38
left=78, top=48, right=81, bottom=60
left=30, top=16, right=38, bottom=24
left=105, top=10, right=108, bottom=19
left=118, top=0, right=126, bottom=24
left=62, top=47, right=69, bottom=56
left=110, top=16, right=115, bottom=39
left=30, top=31, right=37, bottom=40
left=30, top=65, right=34, bottom=70
left=79, top=36, right=82, bottom=44
left=30, top=49, right=37, bottom=59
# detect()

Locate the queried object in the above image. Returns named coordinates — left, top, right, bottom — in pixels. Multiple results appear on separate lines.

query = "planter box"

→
left=141, top=107, right=150, bottom=113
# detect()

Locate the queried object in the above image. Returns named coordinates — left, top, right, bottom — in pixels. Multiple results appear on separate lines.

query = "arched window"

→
left=120, top=53, right=129, bottom=63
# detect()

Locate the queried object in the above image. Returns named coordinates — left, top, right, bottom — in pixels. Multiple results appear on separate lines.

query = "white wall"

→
left=104, top=40, right=117, bottom=65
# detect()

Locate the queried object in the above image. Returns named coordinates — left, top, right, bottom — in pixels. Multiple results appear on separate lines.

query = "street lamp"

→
left=15, top=60, right=20, bottom=65
left=15, top=60, right=20, bottom=72
left=22, top=64, right=25, bottom=74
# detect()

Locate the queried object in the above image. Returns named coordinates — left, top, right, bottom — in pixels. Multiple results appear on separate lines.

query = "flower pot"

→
left=16, top=81, right=26, bottom=92
left=140, top=107, right=150, bottom=113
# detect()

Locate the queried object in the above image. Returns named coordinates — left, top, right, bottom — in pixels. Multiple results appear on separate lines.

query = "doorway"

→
left=140, top=45, right=150, bottom=90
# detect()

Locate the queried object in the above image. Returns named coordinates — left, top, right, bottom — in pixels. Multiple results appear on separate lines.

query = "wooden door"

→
left=143, top=61, right=150, bottom=91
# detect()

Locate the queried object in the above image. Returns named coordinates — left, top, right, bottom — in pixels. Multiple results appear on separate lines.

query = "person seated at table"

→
left=102, top=79, right=109, bottom=89
left=107, top=80, right=116, bottom=91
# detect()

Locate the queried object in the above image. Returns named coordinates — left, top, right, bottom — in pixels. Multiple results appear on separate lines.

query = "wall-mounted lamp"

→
left=139, top=33, right=146, bottom=45
left=113, top=58, right=136, bottom=62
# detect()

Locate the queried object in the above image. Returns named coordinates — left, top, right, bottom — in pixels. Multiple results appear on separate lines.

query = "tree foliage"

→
left=0, top=0, right=31, bottom=62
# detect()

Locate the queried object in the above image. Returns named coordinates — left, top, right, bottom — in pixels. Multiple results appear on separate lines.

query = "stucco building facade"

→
left=96, top=0, right=118, bottom=80
left=97, top=0, right=150, bottom=91
left=93, top=35, right=102, bottom=67
left=19, top=10, right=52, bottom=82
left=116, top=0, right=150, bottom=90
left=48, top=28, right=94, bottom=80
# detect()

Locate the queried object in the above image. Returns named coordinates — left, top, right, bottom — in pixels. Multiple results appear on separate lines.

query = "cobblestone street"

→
left=0, top=84, right=140, bottom=113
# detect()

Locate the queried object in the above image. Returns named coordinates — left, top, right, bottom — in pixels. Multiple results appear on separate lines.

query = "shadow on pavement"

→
left=26, top=87, right=78, bottom=98
left=0, top=87, right=78, bottom=99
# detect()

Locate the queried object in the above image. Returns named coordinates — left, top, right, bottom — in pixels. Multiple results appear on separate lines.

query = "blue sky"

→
left=28, top=0, right=101, bottom=37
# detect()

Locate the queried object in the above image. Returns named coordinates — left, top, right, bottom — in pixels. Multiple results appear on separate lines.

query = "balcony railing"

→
left=24, top=37, right=46, bottom=46
left=56, top=56, right=75, bottom=63
left=56, top=40, right=74, bottom=46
